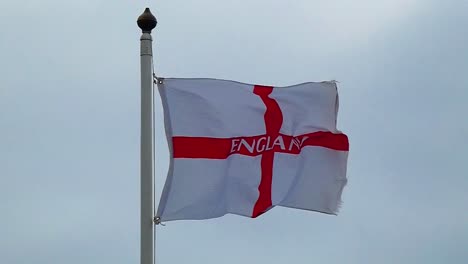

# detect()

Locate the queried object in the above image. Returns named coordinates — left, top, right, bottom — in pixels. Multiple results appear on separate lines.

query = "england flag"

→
left=157, top=78, right=349, bottom=221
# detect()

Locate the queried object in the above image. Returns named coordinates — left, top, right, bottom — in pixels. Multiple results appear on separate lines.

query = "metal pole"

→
left=137, top=8, right=157, bottom=264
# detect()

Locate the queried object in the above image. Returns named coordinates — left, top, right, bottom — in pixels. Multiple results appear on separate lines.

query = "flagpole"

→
left=137, top=8, right=157, bottom=264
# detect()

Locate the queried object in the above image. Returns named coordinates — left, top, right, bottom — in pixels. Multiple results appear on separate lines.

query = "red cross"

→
left=172, top=85, right=349, bottom=218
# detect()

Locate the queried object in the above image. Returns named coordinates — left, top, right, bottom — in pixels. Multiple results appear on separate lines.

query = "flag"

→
left=156, top=78, right=349, bottom=221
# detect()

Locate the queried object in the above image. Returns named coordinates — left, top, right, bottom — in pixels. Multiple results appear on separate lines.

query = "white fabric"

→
left=157, top=78, right=348, bottom=221
left=160, top=156, right=263, bottom=221
left=272, top=149, right=348, bottom=212
left=160, top=79, right=266, bottom=137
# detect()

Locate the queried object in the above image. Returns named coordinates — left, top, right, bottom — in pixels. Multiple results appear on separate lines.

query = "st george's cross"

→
left=156, top=78, right=349, bottom=222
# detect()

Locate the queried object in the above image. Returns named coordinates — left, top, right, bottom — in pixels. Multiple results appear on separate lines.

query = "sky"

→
left=1, top=0, right=467, bottom=263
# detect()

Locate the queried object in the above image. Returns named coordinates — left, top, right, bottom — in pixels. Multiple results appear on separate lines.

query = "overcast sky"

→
left=1, top=0, right=467, bottom=263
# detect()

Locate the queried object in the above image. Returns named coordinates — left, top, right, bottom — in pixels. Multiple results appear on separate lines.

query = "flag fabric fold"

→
left=157, top=78, right=349, bottom=222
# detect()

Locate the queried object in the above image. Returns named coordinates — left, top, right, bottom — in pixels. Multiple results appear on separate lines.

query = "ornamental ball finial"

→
left=137, top=8, right=157, bottom=33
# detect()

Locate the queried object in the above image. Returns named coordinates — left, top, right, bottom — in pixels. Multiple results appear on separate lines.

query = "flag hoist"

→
left=137, top=7, right=157, bottom=264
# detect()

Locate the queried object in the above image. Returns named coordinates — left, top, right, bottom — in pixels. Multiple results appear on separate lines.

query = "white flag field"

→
left=156, top=78, right=349, bottom=222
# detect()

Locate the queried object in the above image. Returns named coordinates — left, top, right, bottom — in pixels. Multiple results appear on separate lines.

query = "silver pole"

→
left=137, top=8, right=157, bottom=264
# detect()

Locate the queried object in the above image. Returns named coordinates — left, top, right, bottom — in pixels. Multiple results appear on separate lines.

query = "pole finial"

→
left=137, top=8, right=157, bottom=33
